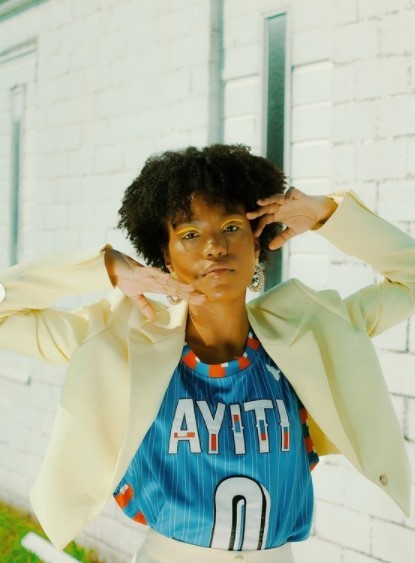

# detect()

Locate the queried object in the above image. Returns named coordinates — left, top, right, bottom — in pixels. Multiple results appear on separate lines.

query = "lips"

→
left=202, top=264, right=233, bottom=277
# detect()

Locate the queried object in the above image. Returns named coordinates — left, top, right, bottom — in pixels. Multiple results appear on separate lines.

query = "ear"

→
left=163, top=249, right=174, bottom=274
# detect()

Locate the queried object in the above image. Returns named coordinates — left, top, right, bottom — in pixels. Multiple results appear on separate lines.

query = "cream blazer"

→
left=0, top=191, right=414, bottom=550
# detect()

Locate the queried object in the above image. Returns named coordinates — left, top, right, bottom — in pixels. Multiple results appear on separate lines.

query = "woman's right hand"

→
left=104, top=249, right=205, bottom=319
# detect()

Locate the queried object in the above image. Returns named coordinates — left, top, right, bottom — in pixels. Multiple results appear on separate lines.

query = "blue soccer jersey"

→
left=114, top=331, right=318, bottom=550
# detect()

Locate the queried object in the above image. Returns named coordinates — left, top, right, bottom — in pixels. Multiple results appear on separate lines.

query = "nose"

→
left=203, top=233, right=227, bottom=259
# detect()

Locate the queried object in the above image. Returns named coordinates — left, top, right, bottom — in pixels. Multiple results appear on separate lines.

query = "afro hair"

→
left=117, top=144, right=287, bottom=271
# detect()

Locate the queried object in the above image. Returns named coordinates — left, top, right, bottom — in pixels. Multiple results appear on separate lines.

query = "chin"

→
left=203, top=286, right=248, bottom=302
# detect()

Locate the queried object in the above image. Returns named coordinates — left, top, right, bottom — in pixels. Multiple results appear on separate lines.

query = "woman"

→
left=0, top=144, right=414, bottom=562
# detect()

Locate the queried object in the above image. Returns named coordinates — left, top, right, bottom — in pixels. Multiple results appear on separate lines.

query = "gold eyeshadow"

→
left=175, top=227, right=200, bottom=236
left=174, top=217, right=244, bottom=236
left=220, top=218, right=245, bottom=229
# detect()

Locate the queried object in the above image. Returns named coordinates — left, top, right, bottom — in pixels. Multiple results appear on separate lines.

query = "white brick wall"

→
left=0, top=1, right=415, bottom=562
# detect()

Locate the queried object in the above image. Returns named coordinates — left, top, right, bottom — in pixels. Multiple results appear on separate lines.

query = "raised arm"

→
left=247, top=187, right=415, bottom=336
left=316, top=191, right=415, bottom=336
left=0, top=245, right=115, bottom=363
left=0, top=244, right=207, bottom=364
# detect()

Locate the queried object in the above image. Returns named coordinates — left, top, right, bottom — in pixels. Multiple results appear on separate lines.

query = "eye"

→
left=181, top=231, right=199, bottom=240
left=223, top=224, right=240, bottom=232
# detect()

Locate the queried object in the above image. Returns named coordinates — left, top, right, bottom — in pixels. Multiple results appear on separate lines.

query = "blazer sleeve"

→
left=315, top=190, right=415, bottom=337
left=0, top=245, right=116, bottom=364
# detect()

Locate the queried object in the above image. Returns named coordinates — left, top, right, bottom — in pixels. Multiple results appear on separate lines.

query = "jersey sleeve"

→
left=0, top=245, right=116, bottom=364
left=315, top=190, right=415, bottom=337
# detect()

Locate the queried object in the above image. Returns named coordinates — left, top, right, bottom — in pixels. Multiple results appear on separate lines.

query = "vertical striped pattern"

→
left=114, top=333, right=317, bottom=549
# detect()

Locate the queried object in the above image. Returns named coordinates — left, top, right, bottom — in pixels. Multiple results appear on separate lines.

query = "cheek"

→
left=166, top=241, right=195, bottom=279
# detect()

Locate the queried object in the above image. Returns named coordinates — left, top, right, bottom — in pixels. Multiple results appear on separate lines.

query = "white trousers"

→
left=131, top=529, right=296, bottom=563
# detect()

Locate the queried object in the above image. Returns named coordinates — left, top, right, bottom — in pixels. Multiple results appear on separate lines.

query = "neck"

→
left=186, top=295, right=249, bottom=363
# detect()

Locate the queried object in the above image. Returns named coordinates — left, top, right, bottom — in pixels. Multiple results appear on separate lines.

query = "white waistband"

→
left=132, top=528, right=295, bottom=563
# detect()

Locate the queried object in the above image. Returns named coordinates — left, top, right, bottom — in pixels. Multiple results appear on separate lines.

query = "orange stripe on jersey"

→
left=132, top=511, right=148, bottom=525
left=211, top=434, right=217, bottom=451
left=238, top=356, right=250, bottom=370
left=304, top=436, right=314, bottom=453
left=182, top=350, right=198, bottom=369
left=247, top=336, right=260, bottom=350
left=299, top=408, right=307, bottom=424
left=283, top=431, right=289, bottom=449
left=209, top=364, right=226, bottom=377
left=114, top=483, right=134, bottom=509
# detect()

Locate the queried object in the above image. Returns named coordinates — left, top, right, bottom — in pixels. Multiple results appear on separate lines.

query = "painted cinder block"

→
left=356, top=56, right=409, bottom=100
left=224, top=77, right=261, bottom=117
left=292, top=103, right=331, bottom=142
left=378, top=181, right=415, bottom=222
left=372, top=519, right=415, bottom=563
left=379, top=10, right=415, bottom=56
left=378, top=350, right=415, bottom=398
left=332, top=0, right=359, bottom=25
left=292, top=63, right=332, bottom=106
left=333, top=102, right=377, bottom=143
left=291, top=141, right=331, bottom=178
left=356, top=139, right=408, bottom=181
left=292, top=26, right=331, bottom=67
left=314, top=501, right=372, bottom=554
left=292, top=0, right=331, bottom=32
left=344, top=467, right=405, bottom=523
left=371, top=320, right=408, bottom=353
left=332, top=20, right=378, bottom=63
left=379, top=94, right=415, bottom=137
left=312, top=458, right=346, bottom=505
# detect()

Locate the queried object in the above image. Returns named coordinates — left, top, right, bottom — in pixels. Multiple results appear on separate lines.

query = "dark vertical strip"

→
left=10, top=85, right=24, bottom=266
left=264, top=14, right=286, bottom=291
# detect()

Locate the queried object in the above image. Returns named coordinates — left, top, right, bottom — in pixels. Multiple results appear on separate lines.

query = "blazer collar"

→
left=126, top=293, right=302, bottom=347
left=128, top=295, right=302, bottom=346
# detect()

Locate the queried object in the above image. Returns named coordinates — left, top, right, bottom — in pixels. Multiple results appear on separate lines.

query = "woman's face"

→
left=164, top=195, right=259, bottom=302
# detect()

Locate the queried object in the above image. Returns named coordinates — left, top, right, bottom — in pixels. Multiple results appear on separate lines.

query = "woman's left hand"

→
left=246, top=187, right=338, bottom=250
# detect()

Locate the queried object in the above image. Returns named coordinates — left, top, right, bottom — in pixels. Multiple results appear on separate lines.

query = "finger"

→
left=246, top=202, right=281, bottom=220
left=131, top=293, right=157, bottom=319
left=147, top=272, right=206, bottom=304
left=137, top=268, right=193, bottom=296
left=268, top=226, right=297, bottom=250
left=253, top=215, right=276, bottom=237
left=256, top=193, right=286, bottom=206
left=159, top=277, right=199, bottom=298
left=167, top=282, right=206, bottom=304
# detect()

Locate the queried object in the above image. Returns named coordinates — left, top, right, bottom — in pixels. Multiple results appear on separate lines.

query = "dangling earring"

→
left=248, top=265, right=265, bottom=292
left=166, top=294, right=182, bottom=305
left=166, top=270, right=182, bottom=305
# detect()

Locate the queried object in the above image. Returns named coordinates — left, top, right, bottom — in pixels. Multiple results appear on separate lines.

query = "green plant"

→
left=0, top=500, right=102, bottom=562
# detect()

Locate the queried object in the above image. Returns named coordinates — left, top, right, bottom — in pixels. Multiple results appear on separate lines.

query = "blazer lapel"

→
left=111, top=301, right=188, bottom=487
left=248, top=308, right=361, bottom=469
